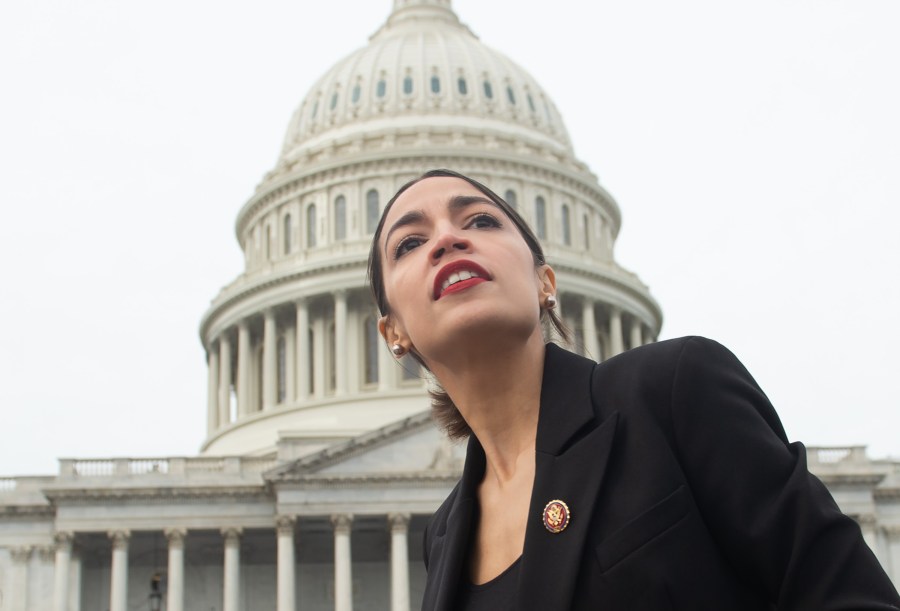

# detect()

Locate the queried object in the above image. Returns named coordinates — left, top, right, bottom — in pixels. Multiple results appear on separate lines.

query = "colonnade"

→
left=558, top=293, right=655, bottom=361
left=205, top=290, right=419, bottom=435
left=44, top=514, right=413, bottom=611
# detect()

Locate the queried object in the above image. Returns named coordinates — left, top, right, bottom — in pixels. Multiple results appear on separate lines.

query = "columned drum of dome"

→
left=198, top=0, right=663, bottom=457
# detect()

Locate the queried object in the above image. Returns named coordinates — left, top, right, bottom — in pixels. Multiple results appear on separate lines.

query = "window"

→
left=527, top=94, right=536, bottom=112
left=311, top=100, right=318, bottom=119
left=277, top=336, right=286, bottom=402
left=506, top=86, right=516, bottom=105
left=330, top=92, right=339, bottom=110
left=283, top=214, right=292, bottom=254
left=457, top=77, right=468, bottom=95
left=403, top=76, right=413, bottom=95
left=562, top=204, right=571, bottom=246
left=334, top=195, right=347, bottom=241
left=376, top=79, right=386, bottom=98
left=401, top=355, right=419, bottom=381
left=535, top=197, right=547, bottom=240
left=366, top=189, right=379, bottom=234
left=504, top=190, right=518, bottom=210
left=351, top=84, right=361, bottom=104
left=483, top=80, right=493, bottom=99
left=306, top=205, right=317, bottom=247
left=364, top=317, right=378, bottom=385
left=431, top=75, right=440, bottom=94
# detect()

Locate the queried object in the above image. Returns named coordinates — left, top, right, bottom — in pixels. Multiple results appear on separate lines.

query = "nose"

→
left=429, top=227, right=471, bottom=263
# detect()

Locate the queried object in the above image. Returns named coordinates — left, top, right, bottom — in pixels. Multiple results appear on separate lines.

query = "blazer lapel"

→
left=516, top=344, right=619, bottom=610
left=429, top=435, right=484, bottom=611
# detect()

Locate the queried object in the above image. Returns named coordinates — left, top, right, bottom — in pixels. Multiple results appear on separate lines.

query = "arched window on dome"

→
left=306, top=204, right=317, bottom=248
left=562, top=204, right=572, bottom=246
left=403, top=76, right=413, bottom=95
left=283, top=214, right=292, bottom=255
left=330, top=92, right=339, bottom=111
left=535, top=196, right=547, bottom=240
left=504, top=189, right=518, bottom=210
left=527, top=93, right=536, bottom=113
left=483, top=80, right=493, bottom=99
left=352, top=84, right=361, bottom=104
left=431, top=75, right=441, bottom=94
left=366, top=189, right=380, bottom=234
left=458, top=77, right=468, bottom=95
left=376, top=79, right=387, bottom=98
left=277, top=335, right=287, bottom=403
left=364, top=316, right=378, bottom=385
left=334, top=195, right=347, bottom=241
left=311, top=100, right=319, bottom=119
left=583, top=213, right=590, bottom=250
left=507, top=86, right=516, bottom=105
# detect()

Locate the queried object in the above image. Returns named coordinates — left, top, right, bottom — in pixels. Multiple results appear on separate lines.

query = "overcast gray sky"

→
left=1, top=0, right=898, bottom=476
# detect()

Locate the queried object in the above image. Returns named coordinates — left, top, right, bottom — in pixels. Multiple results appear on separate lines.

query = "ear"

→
left=536, top=264, right=557, bottom=304
left=379, top=315, right=410, bottom=352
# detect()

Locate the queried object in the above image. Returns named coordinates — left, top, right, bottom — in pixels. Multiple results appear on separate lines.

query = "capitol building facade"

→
left=2, top=1, right=899, bottom=609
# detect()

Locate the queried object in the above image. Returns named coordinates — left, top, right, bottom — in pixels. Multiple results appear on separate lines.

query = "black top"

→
left=457, top=556, right=521, bottom=611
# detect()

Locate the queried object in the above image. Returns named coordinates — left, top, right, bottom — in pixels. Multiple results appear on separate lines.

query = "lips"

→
left=433, top=260, right=491, bottom=300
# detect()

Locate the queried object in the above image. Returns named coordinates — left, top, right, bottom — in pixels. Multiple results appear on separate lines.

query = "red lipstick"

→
left=433, top=260, right=491, bottom=300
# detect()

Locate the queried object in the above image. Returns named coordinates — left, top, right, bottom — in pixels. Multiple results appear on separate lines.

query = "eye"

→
left=394, top=235, right=425, bottom=258
left=467, top=213, right=502, bottom=230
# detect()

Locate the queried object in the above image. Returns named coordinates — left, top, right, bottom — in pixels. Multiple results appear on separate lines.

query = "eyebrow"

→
left=382, top=195, right=501, bottom=256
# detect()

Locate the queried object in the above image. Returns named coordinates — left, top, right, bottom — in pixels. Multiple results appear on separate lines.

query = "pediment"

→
left=266, top=410, right=465, bottom=481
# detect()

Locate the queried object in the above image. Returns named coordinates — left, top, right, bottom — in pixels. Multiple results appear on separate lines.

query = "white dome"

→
left=278, top=0, right=573, bottom=169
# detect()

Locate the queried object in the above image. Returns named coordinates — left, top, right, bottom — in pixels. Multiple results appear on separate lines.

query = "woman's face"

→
left=377, top=176, right=555, bottom=361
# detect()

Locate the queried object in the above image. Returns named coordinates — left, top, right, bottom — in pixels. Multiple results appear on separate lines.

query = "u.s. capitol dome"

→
left=199, top=0, right=663, bottom=458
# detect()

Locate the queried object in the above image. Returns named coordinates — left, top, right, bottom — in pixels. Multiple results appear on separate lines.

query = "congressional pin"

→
left=542, top=499, right=571, bottom=534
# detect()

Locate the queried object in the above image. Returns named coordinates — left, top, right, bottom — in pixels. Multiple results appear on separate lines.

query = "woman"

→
left=368, top=169, right=899, bottom=610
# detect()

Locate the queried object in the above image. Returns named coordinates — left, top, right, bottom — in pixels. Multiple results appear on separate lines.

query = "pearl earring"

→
left=545, top=295, right=557, bottom=309
left=391, top=344, right=405, bottom=356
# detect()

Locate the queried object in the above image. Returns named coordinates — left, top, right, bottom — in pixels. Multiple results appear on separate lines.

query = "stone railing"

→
left=806, top=446, right=869, bottom=466
left=57, top=456, right=278, bottom=478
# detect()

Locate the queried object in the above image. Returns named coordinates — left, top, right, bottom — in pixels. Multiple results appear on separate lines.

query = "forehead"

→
left=386, top=176, right=487, bottom=222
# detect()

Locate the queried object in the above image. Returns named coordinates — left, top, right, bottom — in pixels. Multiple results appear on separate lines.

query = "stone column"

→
left=237, top=321, right=251, bottom=417
left=207, top=347, right=220, bottom=434
left=581, top=299, right=599, bottom=361
left=53, top=532, right=74, bottom=611
left=10, top=546, right=32, bottom=611
left=332, top=514, right=354, bottom=611
left=285, top=326, right=296, bottom=401
left=70, top=552, right=83, bottom=611
left=313, top=316, right=326, bottom=398
left=165, top=528, right=187, bottom=611
left=263, top=309, right=278, bottom=410
left=108, top=530, right=130, bottom=611
left=334, top=291, right=348, bottom=395
left=222, top=528, right=242, bottom=611
left=389, top=514, right=411, bottom=611
left=218, top=334, right=232, bottom=426
left=295, top=299, right=310, bottom=400
left=629, top=318, right=643, bottom=351
left=608, top=308, right=624, bottom=357
left=276, top=516, right=297, bottom=611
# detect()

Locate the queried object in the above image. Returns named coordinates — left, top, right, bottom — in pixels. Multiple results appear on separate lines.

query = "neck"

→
left=427, top=329, right=545, bottom=482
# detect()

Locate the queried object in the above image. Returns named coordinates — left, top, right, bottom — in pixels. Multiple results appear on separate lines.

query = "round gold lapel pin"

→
left=542, top=499, right=571, bottom=533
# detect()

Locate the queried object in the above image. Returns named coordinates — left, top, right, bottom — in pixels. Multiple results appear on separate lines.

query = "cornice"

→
left=43, top=485, right=270, bottom=504
left=273, top=471, right=461, bottom=489
left=814, top=473, right=886, bottom=486
left=553, top=262, right=664, bottom=329
left=0, top=504, right=55, bottom=519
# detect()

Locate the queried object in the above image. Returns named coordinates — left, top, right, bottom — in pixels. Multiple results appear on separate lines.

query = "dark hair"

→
left=367, top=169, right=569, bottom=439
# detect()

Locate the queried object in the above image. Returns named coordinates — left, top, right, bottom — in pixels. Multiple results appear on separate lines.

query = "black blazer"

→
left=421, top=337, right=900, bottom=610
